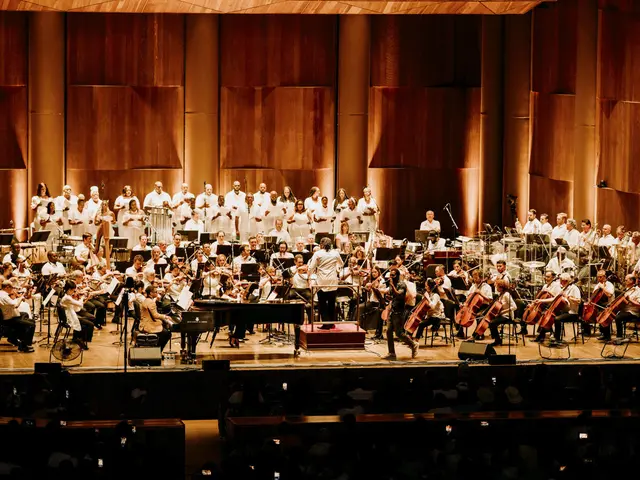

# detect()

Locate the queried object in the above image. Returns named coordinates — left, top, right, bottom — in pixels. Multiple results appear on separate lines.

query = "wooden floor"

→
left=2, top=317, right=640, bottom=372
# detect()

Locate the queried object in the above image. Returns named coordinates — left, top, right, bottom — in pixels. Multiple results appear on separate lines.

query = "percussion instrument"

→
left=149, top=206, right=173, bottom=244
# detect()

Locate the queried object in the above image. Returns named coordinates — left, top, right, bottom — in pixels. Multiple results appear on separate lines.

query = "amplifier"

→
left=128, top=347, right=162, bottom=367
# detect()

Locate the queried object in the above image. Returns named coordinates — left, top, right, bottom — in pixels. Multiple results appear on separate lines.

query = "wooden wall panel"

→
left=0, top=86, right=27, bottom=169
left=0, top=170, right=27, bottom=233
left=596, top=188, right=640, bottom=232
left=371, top=15, right=481, bottom=88
left=599, top=10, right=640, bottom=102
left=67, top=86, right=184, bottom=170
left=67, top=13, right=184, bottom=87
left=532, top=0, right=577, bottom=94
left=220, top=15, right=336, bottom=87
left=597, top=100, right=640, bottom=194
left=0, top=12, right=26, bottom=86
left=220, top=87, right=334, bottom=171
left=529, top=92, right=575, bottom=182
left=368, top=87, right=480, bottom=169
left=529, top=174, right=573, bottom=221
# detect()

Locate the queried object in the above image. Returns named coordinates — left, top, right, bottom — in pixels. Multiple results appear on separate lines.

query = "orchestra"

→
left=2, top=178, right=640, bottom=363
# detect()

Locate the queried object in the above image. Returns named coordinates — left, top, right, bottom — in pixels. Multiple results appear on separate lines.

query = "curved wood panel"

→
left=0, top=170, right=27, bottom=234
left=0, top=86, right=26, bottom=169
left=0, top=12, right=26, bottom=86
left=532, top=0, right=577, bottom=94
left=220, top=87, right=334, bottom=170
left=67, top=13, right=184, bottom=87
left=371, top=16, right=480, bottom=88
left=599, top=10, right=640, bottom=102
left=220, top=15, right=336, bottom=88
left=369, top=87, right=480, bottom=169
left=528, top=174, right=573, bottom=221
left=529, top=92, right=575, bottom=182
left=67, top=86, right=184, bottom=170
left=596, top=188, right=640, bottom=232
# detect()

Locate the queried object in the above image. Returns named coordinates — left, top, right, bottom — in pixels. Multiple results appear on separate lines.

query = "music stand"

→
left=554, top=238, right=568, bottom=247
left=340, top=253, right=349, bottom=264
left=129, top=249, right=151, bottom=262
left=251, top=250, right=268, bottom=264
left=598, top=246, right=612, bottom=261
left=272, top=257, right=294, bottom=271
left=199, top=232, right=216, bottom=244
left=415, top=230, right=434, bottom=244
left=153, top=264, right=167, bottom=279
left=177, top=230, right=199, bottom=242
left=29, top=231, right=50, bottom=243
left=375, top=247, right=401, bottom=263
left=189, top=278, right=203, bottom=296
left=301, top=252, right=312, bottom=264
left=216, top=245, right=232, bottom=258
left=0, top=234, right=14, bottom=246
left=526, top=234, right=550, bottom=245
left=240, top=263, right=259, bottom=281
left=351, top=231, right=369, bottom=243
left=315, top=233, right=335, bottom=245
left=263, top=236, right=278, bottom=250
left=108, top=237, right=128, bottom=250
left=449, top=276, right=467, bottom=292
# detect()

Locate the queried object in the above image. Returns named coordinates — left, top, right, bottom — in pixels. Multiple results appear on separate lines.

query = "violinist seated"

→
left=339, top=257, right=365, bottom=322
left=138, top=285, right=171, bottom=352
left=456, top=270, right=493, bottom=339
left=287, top=255, right=314, bottom=319
left=486, top=279, right=517, bottom=347
left=361, top=265, right=387, bottom=340
left=13, top=257, right=43, bottom=321
left=126, top=255, right=146, bottom=281
left=160, top=263, right=187, bottom=311
left=256, top=264, right=275, bottom=301
left=86, top=264, right=112, bottom=329
left=145, top=246, right=168, bottom=271
left=73, top=233, right=94, bottom=268
left=546, top=247, right=576, bottom=276
left=200, top=261, right=221, bottom=298
left=42, top=251, right=66, bottom=277
left=600, top=274, right=640, bottom=340
left=68, top=270, right=98, bottom=326
left=414, top=278, right=444, bottom=341
left=534, top=272, right=582, bottom=343
left=3, top=243, right=25, bottom=268
left=434, top=266, right=456, bottom=322
left=427, top=235, right=447, bottom=253
left=58, top=280, right=93, bottom=350
left=0, top=280, right=35, bottom=352
left=270, top=241, right=294, bottom=270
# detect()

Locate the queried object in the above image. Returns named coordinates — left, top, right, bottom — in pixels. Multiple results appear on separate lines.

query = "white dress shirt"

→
left=551, top=224, right=567, bottom=243
left=563, top=228, right=580, bottom=248
left=546, top=257, right=576, bottom=275
left=540, top=222, right=553, bottom=235
left=522, top=218, right=542, bottom=234
left=224, top=190, right=246, bottom=212
left=308, top=248, right=343, bottom=292
left=69, top=207, right=93, bottom=238
left=143, top=190, right=172, bottom=209
left=268, top=228, right=292, bottom=245
left=42, top=261, right=66, bottom=277
left=313, top=206, right=334, bottom=234
left=253, top=191, right=269, bottom=208
left=196, top=193, right=217, bottom=215
left=357, top=197, right=379, bottom=232
left=172, top=191, right=195, bottom=209
left=420, top=219, right=441, bottom=232
left=184, top=219, right=204, bottom=235
left=260, top=200, right=285, bottom=233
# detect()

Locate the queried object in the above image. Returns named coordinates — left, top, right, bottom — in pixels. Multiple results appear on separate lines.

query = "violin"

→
left=522, top=289, right=553, bottom=325
left=597, top=287, right=635, bottom=327
left=455, top=282, right=489, bottom=328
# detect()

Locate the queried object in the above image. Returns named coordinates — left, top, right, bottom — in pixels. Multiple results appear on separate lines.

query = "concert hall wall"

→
left=0, top=3, right=639, bottom=241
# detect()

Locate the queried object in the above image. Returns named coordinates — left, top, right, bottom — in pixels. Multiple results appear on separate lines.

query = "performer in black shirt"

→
left=384, top=267, right=419, bottom=360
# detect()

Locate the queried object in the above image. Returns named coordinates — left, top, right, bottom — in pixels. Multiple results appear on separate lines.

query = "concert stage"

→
left=2, top=321, right=640, bottom=373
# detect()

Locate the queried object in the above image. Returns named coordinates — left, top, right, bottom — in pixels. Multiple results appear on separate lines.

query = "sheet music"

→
left=115, top=289, right=124, bottom=306
left=43, top=288, right=56, bottom=307
left=107, top=277, right=119, bottom=295
left=178, top=288, right=193, bottom=311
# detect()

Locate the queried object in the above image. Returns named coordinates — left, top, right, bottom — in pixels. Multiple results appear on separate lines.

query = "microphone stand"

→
left=444, top=204, right=459, bottom=243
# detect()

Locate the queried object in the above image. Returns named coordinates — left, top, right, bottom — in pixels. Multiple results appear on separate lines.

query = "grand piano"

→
left=190, top=299, right=305, bottom=346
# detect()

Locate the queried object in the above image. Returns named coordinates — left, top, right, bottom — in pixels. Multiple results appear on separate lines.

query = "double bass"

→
left=456, top=282, right=489, bottom=328
left=522, top=290, right=553, bottom=325
left=597, top=287, right=634, bottom=327
left=539, top=280, right=577, bottom=331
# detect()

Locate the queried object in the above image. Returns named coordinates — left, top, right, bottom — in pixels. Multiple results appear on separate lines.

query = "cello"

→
left=404, top=295, right=432, bottom=335
left=538, top=280, right=577, bottom=331
left=455, top=282, right=489, bottom=328
left=522, top=289, right=552, bottom=325
left=582, top=283, right=607, bottom=324
left=474, top=298, right=503, bottom=337
left=597, top=287, right=634, bottom=327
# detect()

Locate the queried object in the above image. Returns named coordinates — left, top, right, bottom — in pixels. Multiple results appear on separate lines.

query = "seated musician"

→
left=427, top=234, right=447, bottom=252
left=142, top=269, right=157, bottom=290
left=202, top=243, right=213, bottom=261
left=268, top=219, right=292, bottom=245
left=212, top=231, right=230, bottom=254
left=447, top=260, right=469, bottom=301
left=42, top=251, right=66, bottom=277
left=165, top=233, right=182, bottom=257
left=488, top=260, right=511, bottom=292
left=457, top=270, right=492, bottom=339
left=233, top=244, right=256, bottom=271
left=139, top=285, right=171, bottom=351
left=184, top=209, right=204, bottom=234
left=592, top=270, right=615, bottom=341
left=2, top=243, right=24, bottom=267
left=201, top=261, right=222, bottom=298
left=487, top=279, right=517, bottom=347
left=563, top=219, right=580, bottom=249
left=146, top=246, right=168, bottom=271
left=190, top=250, right=208, bottom=276
left=546, top=247, right=576, bottom=276
left=434, top=265, right=456, bottom=325
left=87, top=264, right=113, bottom=328
left=68, top=270, right=98, bottom=326
left=340, top=256, right=364, bottom=321
left=520, top=270, right=561, bottom=336
left=12, top=258, right=42, bottom=321
left=598, top=224, right=616, bottom=248
left=534, top=272, right=581, bottom=343
left=73, top=233, right=93, bottom=268
left=270, top=241, right=294, bottom=269
left=162, top=263, right=187, bottom=303
left=551, top=213, right=568, bottom=244
left=58, top=281, right=93, bottom=351
left=291, top=238, right=309, bottom=254
left=132, top=234, right=152, bottom=252
left=362, top=265, right=387, bottom=340
left=539, top=213, right=553, bottom=235
left=604, top=275, right=640, bottom=340
left=414, top=278, right=444, bottom=340
left=420, top=210, right=440, bottom=232
left=517, top=209, right=541, bottom=235
left=248, top=236, right=260, bottom=251
left=126, top=254, right=146, bottom=281
left=0, top=280, right=35, bottom=352
left=256, top=264, right=274, bottom=300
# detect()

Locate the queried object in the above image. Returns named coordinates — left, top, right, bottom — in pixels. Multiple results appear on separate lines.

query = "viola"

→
left=474, top=299, right=503, bottom=337
left=597, top=287, right=634, bottom=327
left=455, top=283, right=489, bottom=328
left=582, top=284, right=607, bottom=324
left=539, top=280, right=577, bottom=330
left=522, top=290, right=553, bottom=325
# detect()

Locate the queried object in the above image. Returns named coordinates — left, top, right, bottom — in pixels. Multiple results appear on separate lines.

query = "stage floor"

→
left=2, top=320, right=640, bottom=372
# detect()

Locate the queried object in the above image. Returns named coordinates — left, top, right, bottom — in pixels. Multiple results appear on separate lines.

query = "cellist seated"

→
left=534, top=272, right=582, bottom=343
left=599, top=274, right=640, bottom=341
left=455, top=270, right=492, bottom=340
left=486, top=280, right=517, bottom=347
left=414, top=279, right=445, bottom=340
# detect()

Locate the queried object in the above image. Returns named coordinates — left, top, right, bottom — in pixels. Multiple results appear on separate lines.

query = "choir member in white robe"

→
left=235, top=193, right=261, bottom=242
left=54, top=185, right=78, bottom=231
left=313, top=196, right=335, bottom=234
left=224, top=180, right=246, bottom=214
left=68, top=197, right=93, bottom=238
left=210, top=195, right=234, bottom=238
left=121, top=199, right=147, bottom=249
left=260, top=191, right=285, bottom=234
left=357, top=187, right=380, bottom=233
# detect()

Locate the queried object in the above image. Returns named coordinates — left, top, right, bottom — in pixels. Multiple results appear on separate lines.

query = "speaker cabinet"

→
left=128, top=347, right=162, bottom=367
left=457, top=341, right=496, bottom=361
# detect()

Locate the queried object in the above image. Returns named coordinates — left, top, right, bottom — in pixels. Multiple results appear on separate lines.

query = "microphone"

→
left=443, top=203, right=450, bottom=211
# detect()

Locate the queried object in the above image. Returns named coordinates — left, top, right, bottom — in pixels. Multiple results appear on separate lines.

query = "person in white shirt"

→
left=235, top=193, right=262, bottom=242
left=563, top=219, right=580, bottom=248
left=68, top=197, right=93, bottom=238
left=340, top=197, right=363, bottom=233
left=210, top=195, right=234, bottom=238
left=534, top=272, right=582, bottom=343
left=2, top=244, right=24, bottom=268
left=427, top=235, right=447, bottom=252
left=268, top=219, right=292, bottom=245
left=190, top=250, right=208, bottom=275
left=308, top=237, right=344, bottom=329
left=121, top=199, right=146, bottom=249
left=413, top=278, right=444, bottom=341
left=212, top=231, right=231, bottom=254
left=487, top=279, right=518, bottom=347
left=41, top=251, right=66, bottom=277
left=31, top=182, right=51, bottom=220
left=278, top=185, right=297, bottom=219
left=224, top=180, right=246, bottom=214
left=132, top=234, right=152, bottom=251
left=36, top=201, right=63, bottom=248
left=270, top=241, right=294, bottom=269
left=196, top=184, right=217, bottom=225
left=143, top=181, right=173, bottom=212
left=165, top=233, right=182, bottom=257
left=419, top=210, right=441, bottom=232
left=578, top=219, right=597, bottom=248
left=253, top=183, right=269, bottom=208
left=85, top=186, right=102, bottom=236
left=126, top=255, right=146, bottom=280
left=184, top=209, right=205, bottom=235
left=545, top=247, right=576, bottom=276
left=292, top=238, right=309, bottom=254
left=539, top=213, right=553, bottom=235
left=73, top=233, right=94, bottom=267
left=304, top=187, right=322, bottom=216
left=0, top=280, right=35, bottom=352
left=313, top=196, right=335, bottom=234
left=260, top=191, right=285, bottom=234
left=288, top=200, right=312, bottom=240
left=162, top=263, right=186, bottom=302
left=598, top=224, right=616, bottom=248
left=232, top=244, right=256, bottom=272
left=520, top=209, right=542, bottom=235
left=146, top=246, right=168, bottom=272
left=54, top=185, right=78, bottom=231
left=357, top=187, right=379, bottom=233
left=172, top=183, right=195, bottom=210
left=113, top=185, right=140, bottom=236
left=608, top=274, right=640, bottom=339
left=551, top=212, right=568, bottom=244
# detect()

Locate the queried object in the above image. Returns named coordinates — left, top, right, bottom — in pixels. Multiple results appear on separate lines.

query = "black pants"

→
left=488, top=315, right=512, bottom=341
left=387, top=309, right=414, bottom=355
left=155, top=329, right=171, bottom=351
left=554, top=313, right=579, bottom=341
left=600, top=311, right=640, bottom=339
left=317, top=290, right=337, bottom=325
left=289, top=288, right=312, bottom=322
left=5, top=313, right=35, bottom=347
left=415, top=316, right=442, bottom=339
